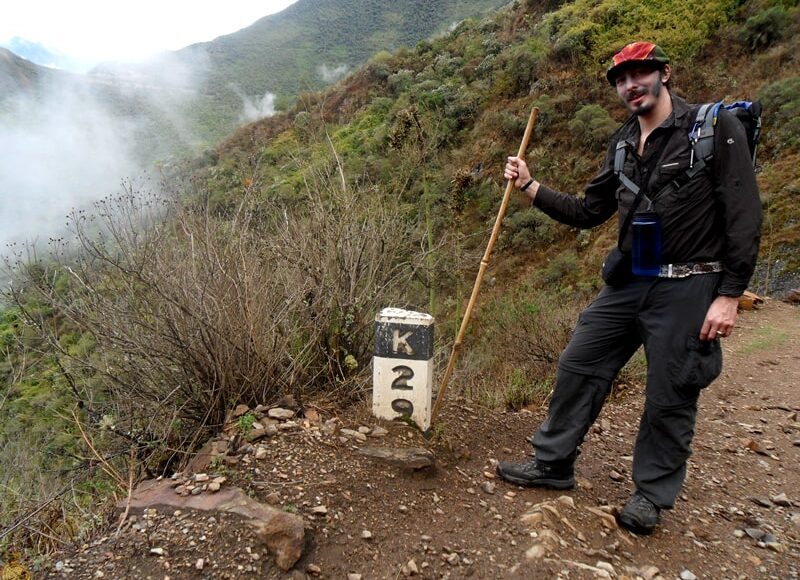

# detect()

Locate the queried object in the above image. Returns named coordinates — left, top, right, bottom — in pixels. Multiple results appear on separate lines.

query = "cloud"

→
left=231, top=86, right=277, bottom=123
left=0, top=79, right=141, bottom=253
left=0, top=53, right=210, bottom=257
left=317, top=64, right=349, bottom=84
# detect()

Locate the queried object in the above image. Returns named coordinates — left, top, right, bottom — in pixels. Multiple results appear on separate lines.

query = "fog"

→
left=0, top=79, right=142, bottom=254
left=234, top=88, right=277, bottom=124
left=318, top=64, right=349, bottom=83
left=0, top=44, right=302, bottom=263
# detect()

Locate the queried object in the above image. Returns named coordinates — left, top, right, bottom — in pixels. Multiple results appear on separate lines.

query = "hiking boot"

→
left=618, top=492, right=661, bottom=535
left=495, top=458, right=575, bottom=489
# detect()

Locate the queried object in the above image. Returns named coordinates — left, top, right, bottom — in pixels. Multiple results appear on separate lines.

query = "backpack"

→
left=613, top=100, right=763, bottom=196
left=689, top=100, right=762, bottom=171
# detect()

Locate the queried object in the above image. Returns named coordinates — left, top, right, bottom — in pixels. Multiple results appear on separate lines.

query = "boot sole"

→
left=617, top=513, right=657, bottom=535
left=495, top=470, right=575, bottom=490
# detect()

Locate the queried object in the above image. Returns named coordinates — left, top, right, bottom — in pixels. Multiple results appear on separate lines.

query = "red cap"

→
left=606, top=42, right=670, bottom=85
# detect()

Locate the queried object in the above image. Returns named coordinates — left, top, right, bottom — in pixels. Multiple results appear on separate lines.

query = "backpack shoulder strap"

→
left=614, top=140, right=640, bottom=195
left=686, top=102, right=721, bottom=178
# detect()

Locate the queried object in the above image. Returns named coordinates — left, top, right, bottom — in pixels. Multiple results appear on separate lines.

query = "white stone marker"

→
left=373, top=308, right=434, bottom=430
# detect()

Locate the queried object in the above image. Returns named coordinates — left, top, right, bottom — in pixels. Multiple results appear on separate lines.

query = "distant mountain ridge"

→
left=90, top=0, right=508, bottom=136
left=2, top=0, right=507, bottom=163
left=173, top=0, right=509, bottom=98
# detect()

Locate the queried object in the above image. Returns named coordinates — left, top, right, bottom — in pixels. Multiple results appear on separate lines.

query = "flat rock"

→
left=771, top=492, right=792, bottom=506
left=744, top=527, right=766, bottom=541
left=268, top=408, right=295, bottom=420
left=120, top=478, right=305, bottom=570
left=748, top=496, right=774, bottom=508
left=357, top=446, right=435, bottom=469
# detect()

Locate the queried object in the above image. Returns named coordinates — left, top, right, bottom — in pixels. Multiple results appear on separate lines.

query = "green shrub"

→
left=543, top=0, right=739, bottom=69
left=758, top=76, right=800, bottom=150
left=568, top=104, right=617, bottom=150
left=740, top=6, right=790, bottom=51
left=491, top=43, right=547, bottom=98
left=504, top=208, right=557, bottom=248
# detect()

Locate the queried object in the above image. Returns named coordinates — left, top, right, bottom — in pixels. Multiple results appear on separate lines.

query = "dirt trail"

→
left=41, top=301, right=799, bottom=579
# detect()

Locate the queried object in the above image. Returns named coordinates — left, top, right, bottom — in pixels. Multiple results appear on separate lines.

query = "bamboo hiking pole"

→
left=430, top=106, right=539, bottom=425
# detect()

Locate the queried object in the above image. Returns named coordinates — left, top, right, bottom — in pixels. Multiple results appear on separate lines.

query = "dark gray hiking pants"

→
left=532, top=273, right=722, bottom=508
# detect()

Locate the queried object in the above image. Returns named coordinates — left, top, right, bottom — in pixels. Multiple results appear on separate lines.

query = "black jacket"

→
left=533, top=95, right=762, bottom=297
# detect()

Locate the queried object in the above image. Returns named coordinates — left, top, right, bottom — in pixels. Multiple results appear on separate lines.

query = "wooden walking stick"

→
left=430, top=106, right=539, bottom=425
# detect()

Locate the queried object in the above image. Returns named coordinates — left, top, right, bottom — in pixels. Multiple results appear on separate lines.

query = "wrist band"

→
left=521, top=178, right=534, bottom=192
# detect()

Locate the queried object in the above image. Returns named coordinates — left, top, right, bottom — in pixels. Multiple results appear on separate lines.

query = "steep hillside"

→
left=2, top=0, right=799, bottom=567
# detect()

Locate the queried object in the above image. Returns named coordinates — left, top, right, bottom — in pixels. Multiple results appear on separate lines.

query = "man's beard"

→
left=628, top=80, right=662, bottom=116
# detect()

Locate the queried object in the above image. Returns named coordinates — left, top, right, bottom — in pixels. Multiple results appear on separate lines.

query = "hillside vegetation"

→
left=2, top=0, right=799, bottom=565
left=89, top=0, right=509, bottom=152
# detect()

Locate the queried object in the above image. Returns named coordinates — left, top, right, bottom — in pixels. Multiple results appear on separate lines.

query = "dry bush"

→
left=6, top=152, right=426, bottom=478
left=459, top=287, right=587, bottom=409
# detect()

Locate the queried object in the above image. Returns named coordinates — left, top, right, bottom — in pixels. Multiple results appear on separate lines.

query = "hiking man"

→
left=498, top=42, right=762, bottom=534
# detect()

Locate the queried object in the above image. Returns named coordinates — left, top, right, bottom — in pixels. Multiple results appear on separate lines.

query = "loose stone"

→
left=771, top=492, right=792, bottom=506
left=269, top=408, right=295, bottom=420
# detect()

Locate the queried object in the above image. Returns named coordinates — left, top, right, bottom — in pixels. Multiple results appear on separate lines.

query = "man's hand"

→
left=699, top=295, right=739, bottom=341
left=504, top=157, right=539, bottom=200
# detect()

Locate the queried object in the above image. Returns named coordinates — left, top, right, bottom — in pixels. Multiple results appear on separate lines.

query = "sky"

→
left=1, top=1, right=298, bottom=69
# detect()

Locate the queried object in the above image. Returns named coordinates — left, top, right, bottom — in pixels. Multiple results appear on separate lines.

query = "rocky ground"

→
left=39, top=300, right=799, bottom=579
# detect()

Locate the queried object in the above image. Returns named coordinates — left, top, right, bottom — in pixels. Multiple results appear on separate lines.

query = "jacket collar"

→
left=620, top=92, right=690, bottom=141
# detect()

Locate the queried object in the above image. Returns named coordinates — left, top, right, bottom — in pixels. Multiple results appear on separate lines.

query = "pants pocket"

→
left=674, top=336, right=722, bottom=393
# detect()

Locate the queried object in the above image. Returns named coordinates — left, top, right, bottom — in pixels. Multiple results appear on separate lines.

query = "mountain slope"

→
left=90, top=0, right=509, bottom=142
left=184, top=0, right=510, bottom=97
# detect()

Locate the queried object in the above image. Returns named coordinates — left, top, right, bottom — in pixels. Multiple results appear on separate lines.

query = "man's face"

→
left=614, top=65, right=665, bottom=116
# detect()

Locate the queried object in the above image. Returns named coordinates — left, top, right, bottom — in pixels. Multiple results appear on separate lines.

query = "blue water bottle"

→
left=631, top=211, right=662, bottom=276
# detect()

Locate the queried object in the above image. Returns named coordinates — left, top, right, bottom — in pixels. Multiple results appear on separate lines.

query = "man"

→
left=498, top=42, right=762, bottom=534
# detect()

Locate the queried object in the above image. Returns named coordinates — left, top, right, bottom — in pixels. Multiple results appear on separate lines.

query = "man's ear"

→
left=660, top=64, right=672, bottom=84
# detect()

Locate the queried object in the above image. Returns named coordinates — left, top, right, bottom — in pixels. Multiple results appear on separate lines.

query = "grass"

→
left=740, top=325, right=789, bottom=355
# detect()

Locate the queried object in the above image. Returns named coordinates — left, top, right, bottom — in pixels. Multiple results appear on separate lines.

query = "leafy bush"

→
left=503, top=208, right=557, bottom=248
left=758, top=76, right=800, bottom=150
left=740, top=6, right=790, bottom=51
left=543, top=0, right=739, bottom=68
left=568, top=104, right=617, bottom=150
left=491, top=43, right=547, bottom=98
